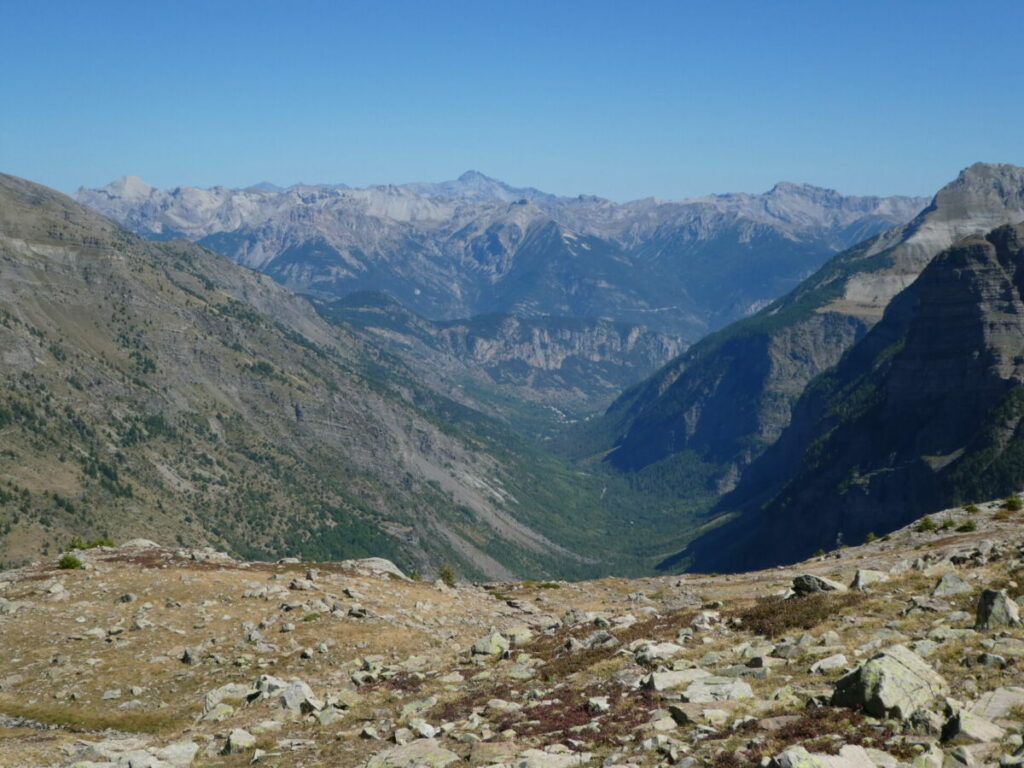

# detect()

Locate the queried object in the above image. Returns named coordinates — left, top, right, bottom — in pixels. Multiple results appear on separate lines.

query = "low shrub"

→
left=58, top=554, right=82, bottom=570
left=731, top=591, right=866, bottom=638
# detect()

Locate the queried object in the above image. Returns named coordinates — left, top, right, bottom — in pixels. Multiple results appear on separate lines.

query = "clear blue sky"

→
left=2, top=0, right=1022, bottom=201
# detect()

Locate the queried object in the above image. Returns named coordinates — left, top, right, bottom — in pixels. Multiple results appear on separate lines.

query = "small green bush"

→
left=916, top=516, right=937, bottom=533
left=1002, top=496, right=1023, bottom=512
left=956, top=519, right=977, bottom=533
left=438, top=562, right=457, bottom=588
left=58, top=554, right=83, bottom=570
left=964, top=503, right=980, bottom=514
left=863, top=532, right=878, bottom=544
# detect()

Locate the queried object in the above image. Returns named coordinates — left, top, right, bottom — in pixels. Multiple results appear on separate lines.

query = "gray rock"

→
left=641, top=668, right=710, bottom=691
left=793, top=574, right=848, bottom=596
left=767, top=746, right=830, bottom=768
left=203, top=682, right=253, bottom=714
left=224, top=729, right=256, bottom=754
left=279, top=680, right=323, bottom=713
left=970, top=686, right=1024, bottom=721
left=942, top=710, right=1006, bottom=744
left=681, top=676, right=754, bottom=703
left=975, top=589, right=1021, bottom=630
left=831, top=644, right=949, bottom=719
left=586, top=696, right=610, bottom=713
left=471, top=632, right=509, bottom=656
left=851, top=570, right=888, bottom=590
left=810, top=653, right=848, bottom=674
left=933, top=573, right=973, bottom=598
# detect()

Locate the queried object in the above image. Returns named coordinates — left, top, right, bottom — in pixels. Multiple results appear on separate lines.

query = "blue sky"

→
left=1, top=0, right=1022, bottom=201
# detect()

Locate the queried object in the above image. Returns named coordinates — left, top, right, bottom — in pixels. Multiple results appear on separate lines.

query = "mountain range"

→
left=76, top=172, right=927, bottom=339
left=7, top=163, right=1024, bottom=578
left=0, top=173, right=648, bottom=580
left=685, top=219, right=1024, bottom=571
left=585, top=164, right=1024, bottom=501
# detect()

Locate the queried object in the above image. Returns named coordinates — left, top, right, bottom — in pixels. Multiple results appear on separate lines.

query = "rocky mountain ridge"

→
left=316, top=292, right=687, bottom=428
left=0, top=495, right=1021, bottom=767
left=75, top=172, right=927, bottom=338
left=586, top=164, right=1024, bottom=501
left=684, top=220, right=1024, bottom=572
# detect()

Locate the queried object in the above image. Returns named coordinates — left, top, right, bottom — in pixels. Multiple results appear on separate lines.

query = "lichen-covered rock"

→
left=969, top=686, right=1024, bottom=721
left=975, top=589, right=1021, bottom=630
left=932, top=573, right=972, bottom=597
left=681, top=675, right=754, bottom=703
left=767, top=746, right=831, bottom=768
left=942, top=709, right=1006, bottom=744
left=793, top=574, right=848, bottom=596
left=641, top=668, right=710, bottom=691
left=471, top=632, right=510, bottom=656
left=224, top=729, right=255, bottom=754
left=851, top=570, right=888, bottom=590
left=831, top=645, right=948, bottom=719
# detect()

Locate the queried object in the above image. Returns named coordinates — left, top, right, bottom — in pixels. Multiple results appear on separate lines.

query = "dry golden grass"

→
left=0, top=694, right=190, bottom=734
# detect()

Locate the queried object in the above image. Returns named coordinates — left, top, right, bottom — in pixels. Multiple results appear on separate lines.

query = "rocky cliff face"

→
left=76, top=172, right=926, bottom=338
left=318, top=292, right=686, bottom=425
left=686, top=222, right=1024, bottom=572
left=591, top=164, right=1024, bottom=499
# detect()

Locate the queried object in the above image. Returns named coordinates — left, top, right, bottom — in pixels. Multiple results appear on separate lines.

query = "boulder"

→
left=932, top=573, right=972, bottom=598
left=831, top=645, right=948, bottom=719
left=339, top=557, right=409, bottom=581
left=203, top=682, right=253, bottom=715
left=635, top=641, right=686, bottom=664
left=767, top=746, right=830, bottom=768
left=851, top=570, right=888, bottom=590
left=975, top=589, right=1021, bottom=630
left=969, top=686, right=1024, bottom=722
left=810, top=654, right=848, bottom=674
left=279, top=680, right=323, bottom=713
left=681, top=676, right=754, bottom=703
left=793, top=574, right=848, bottom=597
left=224, top=729, right=256, bottom=754
left=471, top=632, right=510, bottom=656
left=942, top=710, right=1006, bottom=744
left=641, top=668, right=710, bottom=691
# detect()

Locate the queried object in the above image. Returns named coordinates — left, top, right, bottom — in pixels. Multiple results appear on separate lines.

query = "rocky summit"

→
left=1, top=497, right=1022, bottom=767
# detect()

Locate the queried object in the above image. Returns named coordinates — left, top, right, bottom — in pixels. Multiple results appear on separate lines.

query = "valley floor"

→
left=0, top=500, right=1022, bottom=767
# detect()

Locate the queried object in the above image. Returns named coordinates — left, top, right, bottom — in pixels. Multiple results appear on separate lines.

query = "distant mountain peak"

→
left=457, top=170, right=498, bottom=183
left=245, top=181, right=284, bottom=193
left=104, top=174, right=155, bottom=199
left=768, top=181, right=834, bottom=195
